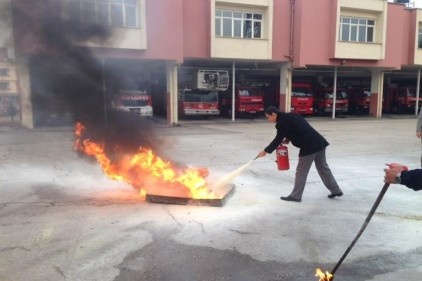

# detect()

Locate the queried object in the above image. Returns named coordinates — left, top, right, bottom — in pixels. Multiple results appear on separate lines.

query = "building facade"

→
left=2, top=0, right=422, bottom=128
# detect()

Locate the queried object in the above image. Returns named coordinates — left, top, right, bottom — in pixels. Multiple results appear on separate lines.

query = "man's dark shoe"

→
left=280, top=196, right=301, bottom=202
left=328, top=192, right=343, bottom=199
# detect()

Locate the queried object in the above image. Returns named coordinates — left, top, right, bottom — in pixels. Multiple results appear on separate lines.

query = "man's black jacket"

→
left=264, top=112, right=329, bottom=157
left=401, top=169, right=422, bottom=191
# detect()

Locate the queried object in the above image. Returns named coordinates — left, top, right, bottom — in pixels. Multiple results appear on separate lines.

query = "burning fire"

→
left=315, top=268, right=333, bottom=281
left=74, top=122, right=218, bottom=199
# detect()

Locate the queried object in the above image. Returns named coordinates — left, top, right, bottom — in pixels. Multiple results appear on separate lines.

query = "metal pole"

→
left=232, top=61, right=236, bottom=122
left=332, top=67, right=337, bottom=119
left=416, top=67, right=420, bottom=116
left=330, top=183, right=390, bottom=275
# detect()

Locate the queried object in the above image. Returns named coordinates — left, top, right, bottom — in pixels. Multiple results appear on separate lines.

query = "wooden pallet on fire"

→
left=145, top=184, right=235, bottom=207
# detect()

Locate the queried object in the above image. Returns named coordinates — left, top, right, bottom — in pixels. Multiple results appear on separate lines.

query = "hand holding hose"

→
left=254, top=150, right=267, bottom=160
left=383, top=163, right=408, bottom=184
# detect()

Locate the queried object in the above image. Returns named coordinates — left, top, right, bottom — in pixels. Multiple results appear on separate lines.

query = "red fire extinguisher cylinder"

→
left=276, top=145, right=290, bottom=171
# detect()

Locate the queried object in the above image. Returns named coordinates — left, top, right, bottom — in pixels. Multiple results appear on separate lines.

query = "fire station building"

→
left=2, top=0, right=422, bottom=128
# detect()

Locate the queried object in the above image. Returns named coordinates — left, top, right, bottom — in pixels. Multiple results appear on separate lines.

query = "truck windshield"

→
left=363, top=90, right=371, bottom=97
left=121, top=99, right=149, bottom=106
left=292, top=87, right=312, bottom=97
left=184, top=91, right=218, bottom=102
left=337, top=91, right=348, bottom=99
left=325, top=91, right=348, bottom=99
left=238, top=88, right=261, bottom=96
left=408, top=88, right=417, bottom=97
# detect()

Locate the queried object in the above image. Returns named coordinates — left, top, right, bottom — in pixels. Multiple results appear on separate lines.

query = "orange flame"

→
left=315, top=268, right=333, bottom=281
left=74, top=122, right=217, bottom=199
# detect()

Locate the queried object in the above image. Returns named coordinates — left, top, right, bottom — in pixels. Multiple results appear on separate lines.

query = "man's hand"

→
left=417, top=131, right=422, bottom=139
left=282, top=138, right=290, bottom=144
left=384, top=163, right=408, bottom=184
left=257, top=150, right=267, bottom=158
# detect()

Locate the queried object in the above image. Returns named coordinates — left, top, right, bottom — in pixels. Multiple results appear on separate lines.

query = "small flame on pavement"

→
left=74, top=122, right=218, bottom=199
left=315, top=268, right=333, bottom=281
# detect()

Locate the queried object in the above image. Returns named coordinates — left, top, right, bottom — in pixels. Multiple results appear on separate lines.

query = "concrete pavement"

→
left=0, top=116, right=421, bottom=281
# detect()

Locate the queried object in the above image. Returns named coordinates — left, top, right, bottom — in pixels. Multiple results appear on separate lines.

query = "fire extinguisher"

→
left=276, top=145, right=290, bottom=171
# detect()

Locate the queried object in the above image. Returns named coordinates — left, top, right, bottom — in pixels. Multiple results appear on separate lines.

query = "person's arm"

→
left=400, top=170, right=422, bottom=191
left=264, top=129, right=285, bottom=154
left=384, top=164, right=422, bottom=191
left=258, top=130, right=289, bottom=157
left=416, top=109, right=422, bottom=138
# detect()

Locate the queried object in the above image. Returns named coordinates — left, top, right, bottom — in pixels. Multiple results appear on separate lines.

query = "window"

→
left=0, top=68, right=9, bottom=77
left=63, top=0, right=138, bottom=28
left=215, top=9, right=262, bottom=39
left=418, top=25, right=422, bottom=48
left=0, top=48, right=7, bottom=60
left=0, top=82, right=10, bottom=91
left=339, top=16, right=374, bottom=43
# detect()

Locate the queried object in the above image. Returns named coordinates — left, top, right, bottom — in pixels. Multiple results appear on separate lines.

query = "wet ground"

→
left=0, top=115, right=421, bottom=281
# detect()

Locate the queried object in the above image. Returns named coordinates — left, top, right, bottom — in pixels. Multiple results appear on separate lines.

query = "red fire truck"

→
left=178, top=69, right=229, bottom=117
left=111, top=90, right=153, bottom=117
left=313, top=86, right=348, bottom=115
left=178, top=89, right=220, bottom=116
left=347, top=86, right=371, bottom=114
left=383, top=86, right=422, bottom=114
left=219, top=85, right=264, bottom=117
left=291, top=82, right=314, bottom=115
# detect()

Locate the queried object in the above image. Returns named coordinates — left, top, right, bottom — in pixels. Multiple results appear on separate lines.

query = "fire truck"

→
left=383, top=86, right=422, bottom=114
left=111, top=90, right=153, bottom=117
left=291, top=82, right=314, bottom=115
left=347, top=86, right=371, bottom=114
left=313, top=86, right=349, bottom=115
left=178, top=89, right=220, bottom=116
left=219, top=85, right=264, bottom=117
left=178, top=69, right=229, bottom=117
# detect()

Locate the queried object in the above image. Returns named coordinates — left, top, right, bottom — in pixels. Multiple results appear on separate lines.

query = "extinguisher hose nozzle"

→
left=253, top=155, right=259, bottom=160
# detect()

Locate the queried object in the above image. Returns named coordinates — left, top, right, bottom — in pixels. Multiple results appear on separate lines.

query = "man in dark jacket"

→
left=257, top=106, right=343, bottom=202
left=384, top=164, right=422, bottom=191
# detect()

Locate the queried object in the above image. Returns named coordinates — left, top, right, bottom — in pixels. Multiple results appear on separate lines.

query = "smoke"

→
left=0, top=1, right=13, bottom=55
left=210, top=160, right=254, bottom=195
left=13, top=0, right=163, bottom=157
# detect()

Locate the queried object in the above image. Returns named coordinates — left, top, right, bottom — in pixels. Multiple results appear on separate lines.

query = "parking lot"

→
left=0, top=115, right=421, bottom=281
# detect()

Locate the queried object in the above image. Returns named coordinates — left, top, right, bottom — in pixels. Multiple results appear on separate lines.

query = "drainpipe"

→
left=289, top=0, right=295, bottom=62
left=416, top=67, right=421, bottom=116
